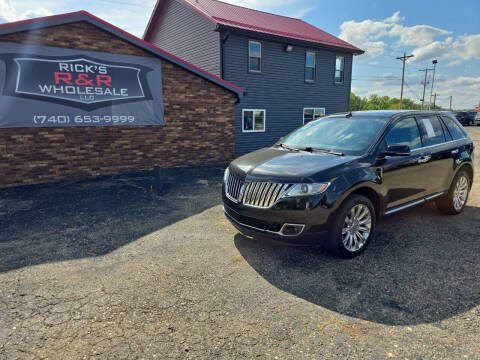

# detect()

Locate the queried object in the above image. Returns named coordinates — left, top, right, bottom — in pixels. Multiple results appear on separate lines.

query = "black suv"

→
left=223, top=111, right=474, bottom=258
left=456, top=111, right=477, bottom=126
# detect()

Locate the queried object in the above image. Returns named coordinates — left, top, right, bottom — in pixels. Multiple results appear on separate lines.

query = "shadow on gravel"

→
left=235, top=203, right=480, bottom=326
left=0, top=166, right=225, bottom=273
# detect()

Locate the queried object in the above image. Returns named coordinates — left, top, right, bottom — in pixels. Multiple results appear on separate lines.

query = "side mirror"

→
left=383, top=144, right=411, bottom=156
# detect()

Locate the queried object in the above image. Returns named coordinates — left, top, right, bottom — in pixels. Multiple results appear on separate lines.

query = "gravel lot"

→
left=1, top=128, right=479, bottom=359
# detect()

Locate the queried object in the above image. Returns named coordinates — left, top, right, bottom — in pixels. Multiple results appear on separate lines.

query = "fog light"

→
left=280, top=224, right=305, bottom=236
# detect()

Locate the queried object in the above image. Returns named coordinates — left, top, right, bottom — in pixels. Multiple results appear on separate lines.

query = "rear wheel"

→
left=328, top=195, right=375, bottom=258
left=436, top=170, right=471, bottom=215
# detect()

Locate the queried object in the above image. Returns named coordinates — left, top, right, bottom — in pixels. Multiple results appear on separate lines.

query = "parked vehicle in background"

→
left=456, top=111, right=477, bottom=126
left=223, top=111, right=474, bottom=258
left=475, top=111, right=480, bottom=126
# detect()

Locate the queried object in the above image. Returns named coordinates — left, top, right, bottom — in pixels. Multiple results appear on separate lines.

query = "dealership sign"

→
left=15, top=58, right=145, bottom=104
left=0, top=43, right=164, bottom=128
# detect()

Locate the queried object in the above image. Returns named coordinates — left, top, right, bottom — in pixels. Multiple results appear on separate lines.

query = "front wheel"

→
left=436, top=170, right=471, bottom=215
left=328, top=195, right=376, bottom=258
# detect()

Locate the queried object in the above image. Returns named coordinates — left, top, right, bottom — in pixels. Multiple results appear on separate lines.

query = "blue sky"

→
left=1, top=0, right=479, bottom=109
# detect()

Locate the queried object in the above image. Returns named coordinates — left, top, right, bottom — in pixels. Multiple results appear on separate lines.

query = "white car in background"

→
left=475, top=111, right=480, bottom=126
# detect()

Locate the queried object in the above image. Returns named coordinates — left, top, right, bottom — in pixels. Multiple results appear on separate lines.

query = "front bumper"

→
left=222, top=189, right=331, bottom=244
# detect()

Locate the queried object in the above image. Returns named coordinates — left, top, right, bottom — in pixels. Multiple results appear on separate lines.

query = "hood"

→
left=231, top=147, right=359, bottom=182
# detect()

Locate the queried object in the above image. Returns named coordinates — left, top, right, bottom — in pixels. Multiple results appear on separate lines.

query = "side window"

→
left=441, top=116, right=467, bottom=140
left=385, top=117, right=422, bottom=150
left=335, top=56, right=345, bottom=84
left=248, top=41, right=262, bottom=72
left=418, top=116, right=446, bottom=146
left=305, top=51, right=316, bottom=82
left=243, top=109, right=265, bottom=132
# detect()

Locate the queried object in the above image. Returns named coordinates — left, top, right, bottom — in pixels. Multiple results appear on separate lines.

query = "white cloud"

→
left=389, top=24, right=450, bottom=47
left=0, top=0, right=51, bottom=23
left=339, top=11, right=461, bottom=62
left=411, top=37, right=454, bottom=62
left=411, top=33, right=480, bottom=66
left=339, top=12, right=401, bottom=57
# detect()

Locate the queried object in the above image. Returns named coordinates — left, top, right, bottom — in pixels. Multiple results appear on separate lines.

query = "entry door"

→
left=380, top=117, right=431, bottom=209
left=416, top=116, right=454, bottom=194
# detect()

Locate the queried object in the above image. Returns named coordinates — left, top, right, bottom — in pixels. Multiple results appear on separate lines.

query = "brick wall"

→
left=0, top=22, right=236, bottom=187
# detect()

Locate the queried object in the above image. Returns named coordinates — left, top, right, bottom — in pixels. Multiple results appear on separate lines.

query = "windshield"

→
left=278, top=116, right=387, bottom=156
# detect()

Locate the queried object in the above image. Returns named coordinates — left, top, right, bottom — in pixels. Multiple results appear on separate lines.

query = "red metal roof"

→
left=147, top=0, right=363, bottom=53
left=0, top=11, right=245, bottom=95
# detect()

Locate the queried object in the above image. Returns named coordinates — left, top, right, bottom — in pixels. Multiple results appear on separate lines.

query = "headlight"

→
left=282, top=183, right=330, bottom=198
left=224, top=167, right=230, bottom=183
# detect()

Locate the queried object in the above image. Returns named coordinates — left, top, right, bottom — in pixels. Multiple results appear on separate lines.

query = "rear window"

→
left=418, top=116, right=446, bottom=147
left=441, top=116, right=468, bottom=140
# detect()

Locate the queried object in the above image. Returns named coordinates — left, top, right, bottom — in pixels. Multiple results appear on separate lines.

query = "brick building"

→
left=0, top=11, right=244, bottom=188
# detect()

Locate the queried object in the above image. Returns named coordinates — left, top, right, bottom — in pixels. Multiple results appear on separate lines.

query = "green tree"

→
left=349, top=93, right=445, bottom=111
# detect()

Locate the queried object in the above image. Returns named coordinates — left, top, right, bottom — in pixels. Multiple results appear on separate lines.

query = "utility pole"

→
left=433, top=93, right=438, bottom=110
left=428, top=60, right=438, bottom=110
left=419, top=67, right=433, bottom=110
left=449, top=96, right=453, bottom=111
left=397, top=52, right=414, bottom=110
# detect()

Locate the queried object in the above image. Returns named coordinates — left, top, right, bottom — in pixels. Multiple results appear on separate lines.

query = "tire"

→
left=328, top=195, right=376, bottom=258
left=436, top=170, right=471, bottom=215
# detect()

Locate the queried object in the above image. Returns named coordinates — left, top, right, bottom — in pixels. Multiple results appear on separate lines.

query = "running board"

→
left=385, top=192, right=445, bottom=215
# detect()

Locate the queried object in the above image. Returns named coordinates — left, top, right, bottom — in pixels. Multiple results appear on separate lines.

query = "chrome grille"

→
left=225, top=171, right=244, bottom=202
left=225, top=169, right=292, bottom=208
left=243, top=182, right=291, bottom=208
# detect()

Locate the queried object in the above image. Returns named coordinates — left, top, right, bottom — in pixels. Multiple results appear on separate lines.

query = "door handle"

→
left=451, top=149, right=460, bottom=155
left=418, top=155, right=431, bottom=164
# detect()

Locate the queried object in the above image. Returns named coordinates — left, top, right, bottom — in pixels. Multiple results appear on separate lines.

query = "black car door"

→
left=380, top=116, right=432, bottom=209
left=415, top=116, right=453, bottom=195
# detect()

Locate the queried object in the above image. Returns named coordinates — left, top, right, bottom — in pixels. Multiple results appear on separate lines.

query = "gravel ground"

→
left=1, top=128, right=479, bottom=360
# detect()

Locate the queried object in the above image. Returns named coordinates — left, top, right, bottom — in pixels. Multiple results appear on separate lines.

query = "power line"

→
left=404, top=80, right=421, bottom=102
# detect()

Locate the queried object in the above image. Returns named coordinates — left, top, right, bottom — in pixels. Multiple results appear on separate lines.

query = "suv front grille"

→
left=225, top=171, right=244, bottom=202
left=225, top=171, right=291, bottom=209
left=243, top=182, right=291, bottom=208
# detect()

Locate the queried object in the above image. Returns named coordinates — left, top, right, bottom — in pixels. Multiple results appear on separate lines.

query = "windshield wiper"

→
left=278, top=144, right=345, bottom=156
left=300, top=147, right=345, bottom=156
left=277, top=143, right=300, bottom=152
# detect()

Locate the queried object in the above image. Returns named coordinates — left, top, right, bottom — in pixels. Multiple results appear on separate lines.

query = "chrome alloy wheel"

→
left=453, top=175, right=469, bottom=211
left=342, top=204, right=372, bottom=252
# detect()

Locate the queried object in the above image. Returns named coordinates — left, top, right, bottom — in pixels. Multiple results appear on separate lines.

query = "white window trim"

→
left=242, top=109, right=266, bottom=133
left=248, top=40, right=262, bottom=73
left=305, top=51, right=316, bottom=82
left=303, top=107, right=326, bottom=125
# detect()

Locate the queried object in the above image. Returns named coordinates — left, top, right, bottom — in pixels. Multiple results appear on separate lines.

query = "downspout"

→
left=219, top=27, right=240, bottom=103
left=219, top=27, right=230, bottom=80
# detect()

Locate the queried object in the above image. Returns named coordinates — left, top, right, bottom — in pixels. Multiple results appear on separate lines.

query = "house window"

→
left=243, top=109, right=265, bottom=132
left=249, top=41, right=262, bottom=72
left=305, top=51, right=316, bottom=82
left=335, top=56, right=345, bottom=84
left=303, top=108, right=325, bottom=124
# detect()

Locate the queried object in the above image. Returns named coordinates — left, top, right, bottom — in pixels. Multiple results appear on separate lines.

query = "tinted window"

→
left=385, top=117, right=422, bottom=150
left=418, top=116, right=446, bottom=146
left=280, top=116, right=386, bottom=156
left=441, top=116, right=467, bottom=140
